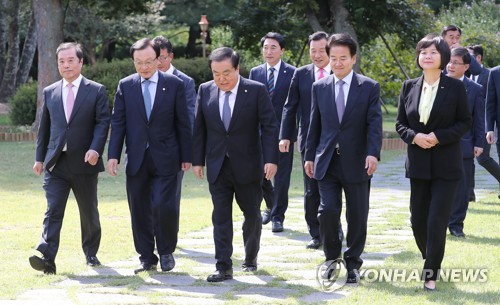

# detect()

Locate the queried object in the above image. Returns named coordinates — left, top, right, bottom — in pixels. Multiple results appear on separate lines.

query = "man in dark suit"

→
left=193, top=47, right=279, bottom=282
left=485, top=65, right=500, bottom=198
left=441, top=25, right=481, bottom=76
left=107, top=38, right=192, bottom=274
left=31, top=42, right=110, bottom=274
left=467, top=45, right=490, bottom=90
left=280, top=31, right=334, bottom=249
left=304, top=33, right=382, bottom=284
left=249, top=32, right=295, bottom=233
left=152, top=35, right=196, bottom=229
left=447, top=47, right=485, bottom=237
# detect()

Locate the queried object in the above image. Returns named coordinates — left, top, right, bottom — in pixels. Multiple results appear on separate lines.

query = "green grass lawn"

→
left=1, top=141, right=498, bottom=304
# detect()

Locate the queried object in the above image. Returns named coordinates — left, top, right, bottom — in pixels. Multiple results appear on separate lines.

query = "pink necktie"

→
left=318, top=68, right=325, bottom=80
left=66, top=83, right=74, bottom=121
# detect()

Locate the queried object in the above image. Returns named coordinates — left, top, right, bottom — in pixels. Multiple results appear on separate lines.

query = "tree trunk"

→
left=185, top=25, right=198, bottom=58
left=378, top=32, right=410, bottom=80
left=0, top=0, right=21, bottom=104
left=16, top=5, right=37, bottom=87
left=0, top=0, right=7, bottom=82
left=306, top=9, right=324, bottom=32
left=32, top=0, right=63, bottom=130
left=328, top=0, right=361, bottom=72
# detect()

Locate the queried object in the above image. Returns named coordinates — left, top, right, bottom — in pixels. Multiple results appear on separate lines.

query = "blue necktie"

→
left=222, top=91, right=231, bottom=131
left=142, top=80, right=152, bottom=119
left=267, top=67, right=275, bottom=97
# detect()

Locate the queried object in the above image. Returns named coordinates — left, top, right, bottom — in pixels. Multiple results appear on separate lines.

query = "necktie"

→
left=318, top=68, right=325, bottom=80
left=222, top=91, right=231, bottom=131
left=66, top=83, right=74, bottom=122
left=142, top=80, right=152, bottom=119
left=335, top=79, right=345, bottom=122
left=419, top=84, right=433, bottom=124
left=267, top=67, right=275, bottom=97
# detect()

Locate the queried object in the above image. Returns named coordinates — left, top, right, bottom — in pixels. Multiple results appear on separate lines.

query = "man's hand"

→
left=181, top=162, right=192, bottom=171
left=474, top=147, right=483, bottom=157
left=279, top=139, right=290, bottom=153
left=486, top=131, right=495, bottom=144
left=107, top=159, right=119, bottom=176
left=414, top=133, right=437, bottom=149
left=304, top=161, right=314, bottom=178
left=365, top=155, right=378, bottom=176
left=193, top=166, right=204, bottom=179
left=84, top=150, right=99, bottom=166
left=264, top=163, right=277, bottom=180
left=33, top=162, right=44, bottom=176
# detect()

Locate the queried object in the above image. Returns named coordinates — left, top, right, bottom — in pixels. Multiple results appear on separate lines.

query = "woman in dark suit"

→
left=396, top=34, right=471, bottom=291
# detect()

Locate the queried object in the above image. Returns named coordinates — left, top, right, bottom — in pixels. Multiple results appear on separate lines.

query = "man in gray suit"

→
left=31, top=42, right=110, bottom=274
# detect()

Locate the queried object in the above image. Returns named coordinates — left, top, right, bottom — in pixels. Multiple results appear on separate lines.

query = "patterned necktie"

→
left=318, top=68, right=325, bottom=80
left=267, top=67, right=275, bottom=97
left=335, top=79, right=345, bottom=122
left=66, top=83, right=74, bottom=122
left=222, top=91, right=231, bottom=131
left=142, top=80, right=152, bottom=119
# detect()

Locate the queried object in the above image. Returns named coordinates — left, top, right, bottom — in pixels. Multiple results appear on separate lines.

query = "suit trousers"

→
left=126, top=149, right=178, bottom=265
left=209, top=157, right=262, bottom=271
left=449, top=158, right=473, bottom=231
left=317, top=153, right=369, bottom=271
left=301, top=151, right=321, bottom=240
left=410, top=178, right=459, bottom=281
left=477, top=141, right=500, bottom=183
left=261, top=142, right=294, bottom=223
left=37, top=153, right=101, bottom=260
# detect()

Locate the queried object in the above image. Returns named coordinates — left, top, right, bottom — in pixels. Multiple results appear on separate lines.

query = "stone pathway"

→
left=2, top=150, right=497, bottom=305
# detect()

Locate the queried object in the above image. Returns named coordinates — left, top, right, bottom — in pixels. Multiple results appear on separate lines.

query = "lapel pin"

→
left=163, top=88, right=166, bottom=91
left=440, top=86, right=444, bottom=89
left=245, top=89, right=248, bottom=92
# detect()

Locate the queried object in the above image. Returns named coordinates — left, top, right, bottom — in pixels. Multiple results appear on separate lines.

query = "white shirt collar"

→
left=334, top=70, right=354, bottom=86
left=266, top=60, right=282, bottom=72
left=315, top=65, right=331, bottom=75
left=141, top=70, right=159, bottom=83
left=63, top=74, right=83, bottom=88
left=165, top=65, right=175, bottom=75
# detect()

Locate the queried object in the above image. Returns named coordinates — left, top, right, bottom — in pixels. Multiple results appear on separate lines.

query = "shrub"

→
left=9, top=82, right=37, bottom=126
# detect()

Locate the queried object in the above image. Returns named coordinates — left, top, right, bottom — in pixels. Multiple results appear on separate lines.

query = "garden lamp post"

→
left=199, top=15, right=209, bottom=59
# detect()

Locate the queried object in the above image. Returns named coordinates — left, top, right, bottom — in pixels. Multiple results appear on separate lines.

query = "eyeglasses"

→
left=158, top=55, right=170, bottom=62
left=133, top=59, right=157, bottom=67
left=449, top=61, right=465, bottom=66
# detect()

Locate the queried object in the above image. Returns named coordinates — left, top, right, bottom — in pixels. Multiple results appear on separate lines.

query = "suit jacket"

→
left=486, top=66, right=500, bottom=132
left=249, top=61, right=295, bottom=123
left=108, top=71, right=192, bottom=176
left=396, top=74, right=472, bottom=180
left=280, top=64, right=316, bottom=152
left=460, top=77, right=485, bottom=158
left=474, top=66, right=490, bottom=94
left=305, top=73, right=382, bottom=182
left=193, top=77, right=279, bottom=184
left=173, top=68, right=196, bottom=128
left=36, top=76, right=110, bottom=174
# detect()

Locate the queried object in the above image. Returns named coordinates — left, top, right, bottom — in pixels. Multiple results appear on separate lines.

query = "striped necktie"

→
left=267, top=67, right=275, bottom=97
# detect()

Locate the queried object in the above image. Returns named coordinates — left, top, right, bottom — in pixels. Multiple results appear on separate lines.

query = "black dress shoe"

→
left=261, top=209, right=271, bottom=225
left=306, top=238, right=322, bottom=249
left=346, top=269, right=360, bottom=283
left=242, top=264, right=257, bottom=272
left=86, top=256, right=101, bottom=267
left=207, top=269, right=233, bottom=282
left=450, top=228, right=465, bottom=238
left=134, top=262, right=157, bottom=274
left=160, top=254, right=175, bottom=271
left=272, top=221, right=283, bottom=232
left=29, top=255, right=56, bottom=274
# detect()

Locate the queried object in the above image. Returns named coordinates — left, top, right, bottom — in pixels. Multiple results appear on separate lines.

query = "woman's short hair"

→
left=415, top=34, right=450, bottom=70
